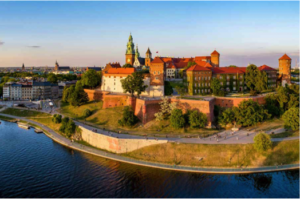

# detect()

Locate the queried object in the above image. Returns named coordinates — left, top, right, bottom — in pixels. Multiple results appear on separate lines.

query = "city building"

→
left=32, top=82, right=53, bottom=100
left=53, top=61, right=72, bottom=74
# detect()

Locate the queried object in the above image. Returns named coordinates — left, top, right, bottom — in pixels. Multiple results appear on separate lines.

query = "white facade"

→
left=3, top=85, right=10, bottom=99
left=101, top=75, right=151, bottom=96
left=10, top=85, right=22, bottom=100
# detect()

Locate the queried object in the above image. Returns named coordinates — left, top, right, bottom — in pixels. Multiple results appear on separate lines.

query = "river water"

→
left=0, top=120, right=299, bottom=198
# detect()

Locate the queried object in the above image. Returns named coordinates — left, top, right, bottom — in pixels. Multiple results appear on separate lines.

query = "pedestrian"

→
left=225, top=136, right=226, bottom=140
left=236, top=136, right=238, bottom=140
left=217, top=139, right=219, bottom=142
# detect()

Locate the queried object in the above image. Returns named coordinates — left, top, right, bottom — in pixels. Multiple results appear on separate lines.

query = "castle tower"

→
left=55, top=61, right=59, bottom=71
left=145, top=47, right=152, bottom=67
left=211, top=50, right=220, bottom=68
left=125, top=33, right=135, bottom=65
left=279, top=54, right=292, bottom=84
left=135, top=45, right=140, bottom=59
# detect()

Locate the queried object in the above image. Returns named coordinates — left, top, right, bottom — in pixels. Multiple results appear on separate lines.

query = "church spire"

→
left=126, top=33, right=135, bottom=55
left=135, top=44, right=140, bottom=58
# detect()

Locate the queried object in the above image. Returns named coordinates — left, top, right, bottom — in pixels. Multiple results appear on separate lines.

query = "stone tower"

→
left=22, top=63, right=25, bottom=71
left=55, top=61, right=59, bottom=71
left=145, top=47, right=152, bottom=67
left=279, top=54, right=292, bottom=84
left=135, top=45, right=140, bottom=59
left=211, top=50, right=220, bottom=68
left=125, top=33, right=135, bottom=65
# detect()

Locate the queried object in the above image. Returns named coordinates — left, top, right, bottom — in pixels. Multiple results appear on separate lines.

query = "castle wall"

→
left=214, top=96, right=265, bottom=108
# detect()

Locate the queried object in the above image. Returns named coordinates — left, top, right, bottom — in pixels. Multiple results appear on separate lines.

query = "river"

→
left=0, top=120, right=299, bottom=198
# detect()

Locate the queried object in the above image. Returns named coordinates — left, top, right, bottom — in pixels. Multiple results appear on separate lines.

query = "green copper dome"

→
left=126, top=33, right=135, bottom=55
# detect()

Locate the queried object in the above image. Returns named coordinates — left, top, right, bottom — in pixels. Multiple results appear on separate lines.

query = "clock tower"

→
left=125, top=33, right=135, bottom=65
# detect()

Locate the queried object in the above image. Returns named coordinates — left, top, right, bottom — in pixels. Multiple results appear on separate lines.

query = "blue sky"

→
left=0, top=1, right=299, bottom=67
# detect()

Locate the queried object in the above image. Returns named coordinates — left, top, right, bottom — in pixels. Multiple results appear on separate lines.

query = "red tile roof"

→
left=151, top=57, right=164, bottom=63
left=106, top=68, right=135, bottom=74
left=258, top=65, right=277, bottom=71
left=212, top=67, right=244, bottom=74
left=211, top=50, right=220, bottom=55
left=279, top=54, right=291, bottom=60
left=187, top=64, right=212, bottom=71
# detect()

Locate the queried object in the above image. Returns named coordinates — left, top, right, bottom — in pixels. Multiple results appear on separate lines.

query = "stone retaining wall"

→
left=80, top=126, right=167, bottom=153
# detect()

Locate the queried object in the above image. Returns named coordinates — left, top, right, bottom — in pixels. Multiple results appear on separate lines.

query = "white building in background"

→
left=101, top=67, right=151, bottom=96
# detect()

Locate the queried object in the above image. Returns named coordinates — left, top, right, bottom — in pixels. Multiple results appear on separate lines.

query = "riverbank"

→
left=0, top=112, right=299, bottom=174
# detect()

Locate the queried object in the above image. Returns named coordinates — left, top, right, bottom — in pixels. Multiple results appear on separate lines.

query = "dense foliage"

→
left=59, top=117, right=77, bottom=138
left=154, top=97, right=177, bottom=121
left=62, top=81, right=89, bottom=106
left=175, top=85, right=186, bottom=98
left=282, top=107, right=299, bottom=130
left=122, top=63, right=133, bottom=68
left=121, top=72, right=147, bottom=97
left=189, top=110, right=207, bottom=128
left=47, top=73, right=58, bottom=83
left=164, top=81, right=173, bottom=96
left=211, top=78, right=221, bottom=96
left=52, top=114, right=62, bottom=124
left=118, top=106, right=139, bottom=127
left=245, top=64, right=267, bottom=94
left=170, top=109, right=185, bottom=129
left=81, top=69, right=102, bottom=89
left=253, top=133, right=272, bottom=153
left=83, top=109, right=92, bottom=118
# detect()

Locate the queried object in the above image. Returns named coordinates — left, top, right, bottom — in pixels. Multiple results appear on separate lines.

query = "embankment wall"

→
left=80, top=126, right=167, bottom=153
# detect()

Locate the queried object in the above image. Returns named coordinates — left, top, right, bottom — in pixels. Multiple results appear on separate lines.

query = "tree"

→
left=189, top=110, right=207, bottom=128
left=118, top=106, right=139, bottom=127
left=228, top=65, right=237, bottom=67
left=154, top=97, right=177, bottom=121
left=253, top=133, right=272, bottom=153
left=170, top=109, right=185, bottom=129
left=64, top=119, right=76, bottom=138
left=282, top=107, right=299, bottom=130
left=81, top=69, right=101, bottom=88
left=211, top=78, right=221, bottom=95
left=264, top=94, right=280, bottom=118
left=47, top=73, right=58, bottom=83
left=59, top=117, right=70, bottom=133
left=121, top=72, right=147, bottom=97
left=276, top=86, right=289, bottom=113
left=67, top=81, right=89, bottom=106
left=164, top=81, right=173, bottom=96
left=245, top=64, right=267, bottom=94
left=52, top=114, right=62, bottom=124
left=175, top=85, right=186, bottom=98
left=235, top=100, right=271, bottom=127
left=83, top=109, right=92, bottom=118
left=122, top=63, right=133, bottom=68
left=219, top=107, right=238, bottom=126
left=62, top=85, right=75, bottom=103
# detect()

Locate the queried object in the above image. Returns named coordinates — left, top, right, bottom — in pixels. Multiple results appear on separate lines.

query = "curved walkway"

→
left=0, top=112, right=299, bottom=174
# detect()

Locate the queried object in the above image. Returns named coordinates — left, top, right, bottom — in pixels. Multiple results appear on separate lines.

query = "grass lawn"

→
left=31, top=117, right=62, bottom=133
left=59, top=101, right=103, bottom=119
left=1, top=108, right=51, bottom=118
left=245, top=118, right=284, bottom=132
left=124, top=140, right=299, bottom=167
left=270, top=130, right=299, bottom=138
left=59, top=101, right=220, bottom=137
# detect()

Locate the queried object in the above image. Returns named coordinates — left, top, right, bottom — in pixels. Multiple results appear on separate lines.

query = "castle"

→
left=99, top=34, right=292, bottom=97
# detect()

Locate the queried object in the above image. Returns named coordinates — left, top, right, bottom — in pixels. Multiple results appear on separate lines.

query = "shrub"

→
left=250, top=90, right=257, bottom=96
left=170, top=109, right=185, bottom=129
left=282, top=107, right=299, bottom=130
left=164, top=81, right=173, bottom=96
left=189, top=110, right=207, bottom=128
left=253, top=133, right=272, bottom=153
left=59, top=117, right=76, bottom=138
left=52, top=114, right=62, bottom=124
left=59, top=117, right=70, bottom=132
left=118, top=106, right=139, bottom=127
left=83, top=109, right=92, bottom=118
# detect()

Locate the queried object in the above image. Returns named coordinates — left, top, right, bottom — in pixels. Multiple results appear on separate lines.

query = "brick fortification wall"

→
left=214, top=96, right=265, bottom=108
left=135, top=98, right=214, bottom=126
left=84, top=89, right=109, bottom=101
left=80, top=126, right=167, bottom=154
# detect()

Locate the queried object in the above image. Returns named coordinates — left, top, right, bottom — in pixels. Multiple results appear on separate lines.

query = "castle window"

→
left=233, top=76, right=236, bottom=79
left=195, top=83, right=197, bottom=87
left=154, top=71, right=156, bottom=75
left=155, top=77, right=159, bottom=80
left=195, top=77, right=197, bottom=80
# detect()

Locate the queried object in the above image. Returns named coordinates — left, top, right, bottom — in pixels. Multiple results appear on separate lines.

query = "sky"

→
left=0, top=1, right=299, bottom=68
